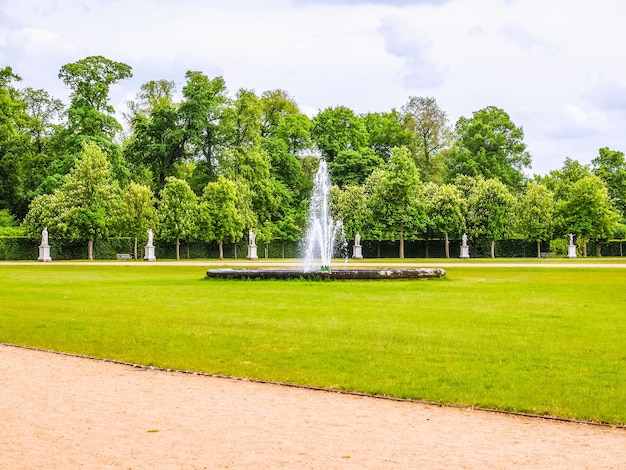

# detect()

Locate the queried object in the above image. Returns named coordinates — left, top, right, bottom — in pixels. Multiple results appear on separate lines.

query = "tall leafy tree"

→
left=311, top=106, right=368, bottom=163
left=19, top=87, right=65, bottom=206
left=198, top=176, right=244, bottom=259
left=180, top=72, right=230, bottom=189
left=328, top=148, right=384, bottom=188
left=158, top=177, right=198, bottom=260
left=559, top=174, right=620, bottom=256
left=466, top=178, right=514, bottom=258
left=402, top=96, right=450, bottom=182
left=361, top=109, right=411, bottom=162
left=427, top=183, right=466, bottom=258
left=591, top=147, right=626, bottom=221
left=446, top=106, right=531, bottom=189
left=125, top=101, right=186, bottom=190
left=0, top=66, right=29, bottom=214
left=23, top=142, right=120, bottom=259
left=515, top=182, right=555, bottom=257
left=58, top=55, right=132, bottom=182
left=116, top=181, right=158, bottom=259
left=367, top=147, right=427, bottom=258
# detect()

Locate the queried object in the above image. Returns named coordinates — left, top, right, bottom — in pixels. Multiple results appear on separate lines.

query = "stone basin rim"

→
left=206, top=267, right=447, bottom=280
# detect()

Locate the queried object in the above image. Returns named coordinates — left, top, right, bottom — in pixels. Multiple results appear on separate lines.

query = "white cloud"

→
left=378, top=15, right=444, bottom=89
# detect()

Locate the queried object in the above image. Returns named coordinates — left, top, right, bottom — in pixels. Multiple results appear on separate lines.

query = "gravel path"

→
left=2, top=344, right=625, bottom=469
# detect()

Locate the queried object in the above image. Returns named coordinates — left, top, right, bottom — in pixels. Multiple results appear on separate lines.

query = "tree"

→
left=260, top=89, right=299, bottom=138
left=367, top=147, right=427, bottom=258
left=361, top=110, right=411, bottom=162
left=311, top=106, right=368, bottom=163
left=23, top=142, right=120, bottom=259
left=58, top=55, right=132, bottom=182
left=224, top=88, right=263, bottom=149
left=116, top=182, right=158, bottom=259
left=158, top=177, right=198, bottom=260
left=0, top=66, right=29, bottom=215
left=446, top=106, right=531, bottom=189
left=328, top=148, right=384, bottom=188
left=591, top=147, right=626, bottom=221
left=427, top=183, right=466, bottom=258
left=125, top=101, right=186, bottom=190
left=515, top=182, right=555, bottom=257
left=180, top=72, right=230, bottom=188
left=466, top=178, right=514, bottom=258
left=198, top=176, right=244, bottom=259
left=19, top=87, right=65, bottom=208
left=331, top=184, right=369, bottom=242
left=559, top=174, right=620, bottom=256
left=401, top=96, right=450, bottom=182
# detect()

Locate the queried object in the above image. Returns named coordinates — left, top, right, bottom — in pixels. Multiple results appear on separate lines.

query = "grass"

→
left=1, top=263, right=625, bottom=425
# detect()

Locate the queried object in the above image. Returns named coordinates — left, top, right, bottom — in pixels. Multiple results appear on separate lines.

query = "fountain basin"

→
left=206, top=267, right=446, bottom=280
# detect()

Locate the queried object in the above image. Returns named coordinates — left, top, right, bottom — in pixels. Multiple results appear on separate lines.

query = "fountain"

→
left=206, top=160, right=445, bottom=280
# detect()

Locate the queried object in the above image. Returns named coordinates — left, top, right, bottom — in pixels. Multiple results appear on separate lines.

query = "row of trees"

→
left=1, top=56, right=625, bottom=258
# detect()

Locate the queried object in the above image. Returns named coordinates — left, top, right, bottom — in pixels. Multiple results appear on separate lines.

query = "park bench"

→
left=116, top=253, right=133, bottom=260
left=540, top=252, right=556, bottom=258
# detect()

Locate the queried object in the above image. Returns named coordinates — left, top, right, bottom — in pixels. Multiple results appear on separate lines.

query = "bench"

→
left=116, top=253, right=133, bottom=260
left=540, top=252, right=556, bottom=258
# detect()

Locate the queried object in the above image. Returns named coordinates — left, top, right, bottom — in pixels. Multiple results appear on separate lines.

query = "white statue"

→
left=569, top=233, right=574, bottom=245
left=41, top=227, right=48, bottom=246
left=462, top=233, right=468, bottom=246
left=249, top=230, right=256, bottom=246
left=354, top=233, right=361, bottom=246
left=147, top=229, right=154, bottom=246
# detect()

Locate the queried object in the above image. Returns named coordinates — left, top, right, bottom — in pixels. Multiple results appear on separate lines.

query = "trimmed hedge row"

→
left=3, top=236, right=624, bottom=260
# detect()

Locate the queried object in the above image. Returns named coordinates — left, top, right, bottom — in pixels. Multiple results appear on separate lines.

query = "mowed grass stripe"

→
left=1, top=264, right=624, bottom=425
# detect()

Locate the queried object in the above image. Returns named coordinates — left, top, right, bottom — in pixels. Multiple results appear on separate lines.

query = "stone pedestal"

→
left=144, top=244, right=156, bottom=261
left=247, top=244, right=258, bottom=260
left=460, top=245, right=470, bottom=259
left=38, top=245, right=51, bottom=262
left=567, top=244, right=577, bottom=258
left=352, top=244, right=363, bottom=259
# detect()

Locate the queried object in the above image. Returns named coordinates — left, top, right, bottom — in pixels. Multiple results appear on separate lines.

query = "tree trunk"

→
left=282, top=242, right=285, bottom=259
left=88, top=239, right=94, bottom=261
left=219, top=242, right=224, bottom=259
left=490, top=239, right=495, bottom=259
left=175, top=236, right=180, bottom=260
left=234, top=243, right=238, bottom=259
left=537, top=240, right=541, bottom=258
left=134, top=236, right=138, bottom=260
left=186, top=244, right=190, bottom=259
left=399, top=224, right=405, bottom=259
left=425, top=229, right=430, bottom=258
left=444, top=232, right=450, bottom=259
left=595, top=242, right=601, bottom=257
left=583, top=241, right=587, bottom=257
left=265, top=243, right=269, bottom=259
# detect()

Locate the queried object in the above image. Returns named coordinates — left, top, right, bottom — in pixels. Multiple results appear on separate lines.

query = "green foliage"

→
left=328, top=148, right=384, bottom=188
left=592, top=147, right=626, bottom=220
left=467, top=178, right=514, bottom=257
left=515, top=182, right=555, bottom=254
left=401, top=96, right=450, bottom=182
left=311, top=106, right=368, bottom=162
left=559, top=174, right=620, bottom=243
left=446, top=106, right=531, bottom=189
left=198, top=176, right=244, bottom=248
left=158, top=177, right=198, bottom=259
left=367, top=147, right=428, bottom=257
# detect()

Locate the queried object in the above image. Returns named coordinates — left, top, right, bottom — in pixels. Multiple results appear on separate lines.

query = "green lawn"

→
left=1, top=263, right=625, bottom=425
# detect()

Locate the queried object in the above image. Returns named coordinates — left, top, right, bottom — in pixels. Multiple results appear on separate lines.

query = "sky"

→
left=2, top=0, right=626, bottom=176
